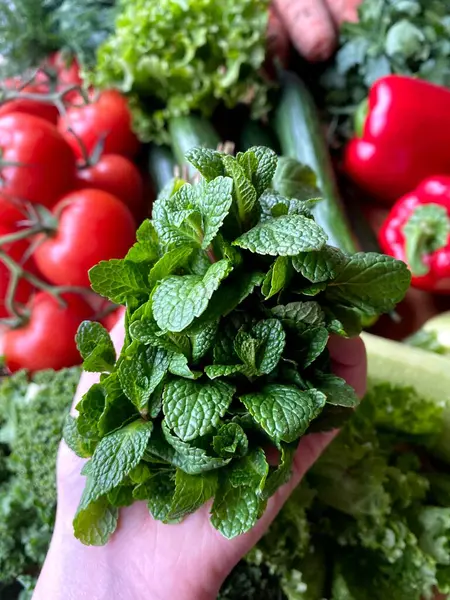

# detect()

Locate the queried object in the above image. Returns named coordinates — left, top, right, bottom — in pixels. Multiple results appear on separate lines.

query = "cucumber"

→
left=273, top=71, right=358, bottom=254
left=169, top=115, right=221, bottom=179
left=147, top=145, right=176, bottom=193
left=240, top=120, right=280, bottom=153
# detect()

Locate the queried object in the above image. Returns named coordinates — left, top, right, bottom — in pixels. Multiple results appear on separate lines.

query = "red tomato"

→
left=3, top=291, right=92, bottom=372
left=76, top=154, right=144, bottom=218
left=45, top=51, right=83, bottom=88
left=0, top=223, right=34, bottom=318
left=0, top=196, right=25, bottom=226
left=101, top=306, right=125, bottom=331
left=58, top=90, right=139, bottom=160
left=0, top=80, right=59, bottom=124
left=0, top=113, right=76, bottom=208
left=34, top=189, right=136, bottom=287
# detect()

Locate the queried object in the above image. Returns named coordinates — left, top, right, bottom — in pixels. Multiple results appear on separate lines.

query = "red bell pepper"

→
left=379, top=176, right=450, bottom=293
left=344, top=76, right=450, bottom=205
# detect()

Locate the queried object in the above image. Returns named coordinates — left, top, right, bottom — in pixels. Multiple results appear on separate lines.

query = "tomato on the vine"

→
left=44, top=51, right=83, bottom=89
left=3, top=292, right=92, bottom=372
left=0, top=196, right=25, bottom=226
left=0, top=79, right=59, bottom=124
left=0, top=113, right=76, bottom=207
left=58, top=90, right=139, bottom=160
left=0, top=223, right=34, bottom=318
left=34, top=189, right=137, bottom=287
left=76, top=154, right=144, bottom=218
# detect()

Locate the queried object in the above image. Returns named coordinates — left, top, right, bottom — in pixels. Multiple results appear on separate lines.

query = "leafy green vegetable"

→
left=94, top=0, right=271, bottom=143
left=0, top=0, right=116, bottom=77
left=0, top=368, right=80, bottom=595
left=221, top=334, right=450, bottom=600
left=68, top=145, right=409, bottom=545
left=321, top=0, right=450, bottom=141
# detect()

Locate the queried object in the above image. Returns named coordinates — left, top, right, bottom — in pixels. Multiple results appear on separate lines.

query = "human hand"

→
left=269, top=0, right=362, bottom=63
left=34, top=316, right=366, bottom=600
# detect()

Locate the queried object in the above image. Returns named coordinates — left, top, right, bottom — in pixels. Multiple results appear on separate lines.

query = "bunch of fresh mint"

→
left=65, top=146, right=411, bottom=545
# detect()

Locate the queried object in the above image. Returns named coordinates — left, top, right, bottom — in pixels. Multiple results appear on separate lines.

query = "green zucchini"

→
left=147, top=145, right=176, bottom=193
left=168, top=115, right=221, bottom=179
left=273, top=71, right=358, bottom=254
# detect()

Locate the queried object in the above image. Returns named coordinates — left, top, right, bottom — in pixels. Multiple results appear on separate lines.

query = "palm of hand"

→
left=36, top=323, right=366, bottom=600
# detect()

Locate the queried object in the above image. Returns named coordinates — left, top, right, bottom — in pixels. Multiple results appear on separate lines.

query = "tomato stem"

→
left=0, top=249, right=67, bottom=309
left=0, top=225, right=45, bottom=247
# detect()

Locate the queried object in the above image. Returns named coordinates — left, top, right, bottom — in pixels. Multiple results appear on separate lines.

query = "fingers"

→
left=329, top=335, right=367, bottom=399
left=327, top=0, right=362, bottom=26
left=267, top=6, right=290, bottom=66
left=273, top=0, right=337, bottom=62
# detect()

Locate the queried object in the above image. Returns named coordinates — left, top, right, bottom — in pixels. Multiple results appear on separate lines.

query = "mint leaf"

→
left=161, top=422, right=231, bottom=474
left=240, top=384, right=326, bottom=444
left=163, top=378, right=235, bottom=441
left=63, top=415, right=95, bottom=458
left=125, top=220, right=159, bottom=264
left=197, top=177, right=234, bottom=248
left=185, top=147, right=224, bottom=180
left=272, top=156, right=319, bottom=201
left=233, top=215, right=327, bottom=256
left=324, top=304, right=363, bottom=337
left=263, top=443, right=296, bottom=498
left=136, top=470, right=177, bottom=522
left=153, top=259, right=232, bottom=332
left=325, top=253, right=411, bottom=314
left=97, top=372, right=139, bottom=436
left=262, top=257, right=291, bottom=299
left=168, top=353, right=202, bottom=379
left=250, top=146, right=278, bottom=197
left=73, top=496, right=119, bottom=546
left=190, top=321, right=218, bottom=363
left=228, top=447, right=268, bottom=491
left=213, top=423, right=248, bottom=458
left=148, top=246, right=194, bottom=289
left=251, top=319, right=286, bottom=375
left=314, top=373, right=359, bottom=407
left=167, top=469, right=218, bottom=521
left=296, top=327, right=329, bottom=368
left=118, top=345, right=169, bottom=411
left=259, top=189, right=318, bottom=222
left=211, top=481, right=260, bottom=539
left=223, top=154, right=258, bottom=226
left=86, top=420, right=153, bottom=503
left=107, top=484, right=135, bottom=507
left=76, top=321, right=116, bottom=373
left=272, top=301, right=325, bottom=327
left=90, top=259, right=150, bottom=304
left=204, top=364, right=246, bottom=379
left=76, top=384, right=106, bottom=440
left=234, top=329, right=260, bottom=373
left=236, top=149, right=258, bottom=182
left=129, top=319, right=187, bottom=354
left=292, top=246, right=348, bottom=283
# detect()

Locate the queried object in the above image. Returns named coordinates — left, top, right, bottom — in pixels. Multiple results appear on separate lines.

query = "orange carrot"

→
left=273, top=0, right=337, bottom=62
left=327, top=0, right=362, bottom=26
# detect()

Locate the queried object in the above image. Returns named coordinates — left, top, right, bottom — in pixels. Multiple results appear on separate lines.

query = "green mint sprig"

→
left=66, top=145, right=411, bottom=544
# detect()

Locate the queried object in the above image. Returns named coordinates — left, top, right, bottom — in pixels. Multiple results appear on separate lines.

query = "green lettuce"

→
left=94, top=0, right=271, bottom=143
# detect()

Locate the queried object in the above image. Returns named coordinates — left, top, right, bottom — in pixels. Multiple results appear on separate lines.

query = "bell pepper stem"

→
left=354, top=98, right=369, bottom=138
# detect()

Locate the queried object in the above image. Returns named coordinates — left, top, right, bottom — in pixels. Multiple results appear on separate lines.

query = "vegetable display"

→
left=321, top=0, right=450, bottom=140
left=273, top=71, right=358, bottom=253
left=93, top=0, right=271, bottom=143
left=65, top=145, right=410, bottom=545
left=379, top=176, right=450, bottom=294
left=221, top=333, right=450, bottom=600
left=0, top=64, right=146, bottom=373
left=344, top=76, right=450, bottom=204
